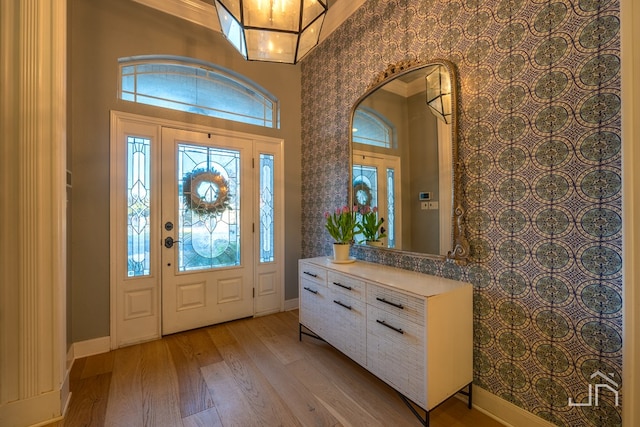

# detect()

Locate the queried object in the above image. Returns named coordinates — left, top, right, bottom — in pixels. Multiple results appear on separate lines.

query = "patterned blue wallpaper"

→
left=300, top=0, right=622, bottom=426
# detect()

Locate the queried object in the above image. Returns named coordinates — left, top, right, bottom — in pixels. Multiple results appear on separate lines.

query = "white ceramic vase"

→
left=332, top=243, right=351, bottom=262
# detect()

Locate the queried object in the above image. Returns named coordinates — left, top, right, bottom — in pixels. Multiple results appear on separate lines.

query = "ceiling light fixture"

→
left=214, top=0, right=328, bottom=64
left=425, top=64, right=452, bottom=124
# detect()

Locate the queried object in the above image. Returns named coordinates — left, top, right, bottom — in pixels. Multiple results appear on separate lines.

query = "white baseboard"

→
left=59, top=351, right=72, bottom=421
left=72, top=336, right=111, bottom=359
left=284, top=298, right=299, bottom=311
left=470, top=387, right=556, bottom=427
left=0, top=390, right=62, bottom=427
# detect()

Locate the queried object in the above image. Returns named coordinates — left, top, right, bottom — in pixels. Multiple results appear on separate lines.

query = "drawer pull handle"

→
left=303, top=286, right=318, bottom=295
left=376, top=319, right=404, bottom=334
left=376, top=297, right=404, bottom=310
left=333, top=300, right=352, bottom=310
left=303, top=271, right=318, bottom=278
left=332, top=281, right=352, bottom=291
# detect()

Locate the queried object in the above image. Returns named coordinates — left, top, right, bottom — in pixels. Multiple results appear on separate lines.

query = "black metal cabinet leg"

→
left=397, top=392, right=429, bottom=426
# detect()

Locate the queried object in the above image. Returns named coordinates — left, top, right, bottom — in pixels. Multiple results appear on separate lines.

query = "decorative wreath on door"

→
left=353, top=181, right=373, bottom=210
left=183, top=169, right=231, bottom=216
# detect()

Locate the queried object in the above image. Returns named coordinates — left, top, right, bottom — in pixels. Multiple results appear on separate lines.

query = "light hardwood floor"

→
left=49, top=310, right=502, bottom=427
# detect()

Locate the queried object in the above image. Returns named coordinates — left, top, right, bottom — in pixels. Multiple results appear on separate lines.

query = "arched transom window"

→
left=119, top=56, right=279, bottom=128
left=352, top=107, right=395, bottom=149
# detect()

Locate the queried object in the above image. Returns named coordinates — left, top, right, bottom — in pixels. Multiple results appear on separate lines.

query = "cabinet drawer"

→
left=323, top=289, right=367, bottom=366
left=327, top=271, right=365, bottom=301
left=299, top=278, right=329, bottom=336
left=366, top=305, right=426, bottom=407
left=299, top=261, right=327, bottom=286
left=367, top=283, right=425, bottom=326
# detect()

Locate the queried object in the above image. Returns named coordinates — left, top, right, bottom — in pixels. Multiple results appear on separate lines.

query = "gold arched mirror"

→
left=350, top=59, right=469, bottom=263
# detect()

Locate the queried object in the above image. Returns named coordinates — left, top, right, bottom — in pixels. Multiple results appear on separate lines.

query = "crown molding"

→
left=132, top=0, right=221, bottom=32
left=320, top=0, right=366, bottom=43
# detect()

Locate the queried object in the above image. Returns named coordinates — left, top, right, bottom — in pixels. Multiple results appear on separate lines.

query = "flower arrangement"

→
left=325, top=205, right=358, bottom=244
left=356, top=206, right=386, bottom=243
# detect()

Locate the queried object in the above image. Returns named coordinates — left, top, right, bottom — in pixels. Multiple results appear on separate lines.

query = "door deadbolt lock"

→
left=165, top=221, right=174, bottom=231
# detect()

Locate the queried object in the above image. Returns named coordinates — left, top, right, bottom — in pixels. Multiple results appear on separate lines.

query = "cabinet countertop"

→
left=300, top=257, right=470, bottom=298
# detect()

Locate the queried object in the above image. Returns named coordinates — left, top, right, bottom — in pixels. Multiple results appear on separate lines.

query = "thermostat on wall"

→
left=419, top=192, right=431, bottom=201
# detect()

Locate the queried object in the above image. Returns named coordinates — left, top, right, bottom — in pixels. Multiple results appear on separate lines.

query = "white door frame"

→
left=109, top=111, right=284, bottom=349
left=353, top=149, right=402, bottom=248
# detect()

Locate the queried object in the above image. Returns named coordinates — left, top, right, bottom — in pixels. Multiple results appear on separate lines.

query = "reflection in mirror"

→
left=350, top=60, right=468, bottom=262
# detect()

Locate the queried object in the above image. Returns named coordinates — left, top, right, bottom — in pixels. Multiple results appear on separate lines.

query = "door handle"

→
left=164, top=236, right=180, bottom=248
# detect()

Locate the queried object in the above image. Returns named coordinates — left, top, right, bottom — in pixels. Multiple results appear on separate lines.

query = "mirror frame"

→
left=349, top=58, right=469, bottom=264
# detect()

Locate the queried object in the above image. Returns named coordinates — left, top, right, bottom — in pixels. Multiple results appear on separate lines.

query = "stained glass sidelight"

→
left=387, top=168, right=396, bottom=248
left=178, top=144, right=241, bottom=271
left=259, top=154, right=275, bottom=263
left=127, top=136, right=151, bottom=277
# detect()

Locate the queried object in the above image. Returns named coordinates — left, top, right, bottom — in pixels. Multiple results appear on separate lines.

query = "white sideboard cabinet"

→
left=298, top=257, right=473, bottom=426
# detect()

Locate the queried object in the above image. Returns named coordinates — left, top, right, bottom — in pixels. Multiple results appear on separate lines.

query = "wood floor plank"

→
left=62, top=372, right=111, bottom=427
left=138, top=339, right=183, bottom=427
left=206, top=324, right=303, bottom=426
left=249, top=315, right=305, bottom=365
left=259, top=329, right=306, bottom=365
left=104, top=344, right=144, bottom=427
left=429, top=398, right=501, bottom=427
left=250, top=310, right=294, bottom=338
left=79, top=351, right=114, bottom=379
left=226, top=318, right=340, bottom=427
left=283, top=318, right=423, bottom=425
left=286, top=356, right=385, bottom=427
left=201, top=361, right=262, bottom=427
left=70, top=356, right=87, bottom=386
left=181, top=407, right=224, bottom=427
left=182, top=328, right=224, bottom=367
left=165, top=332, right=215, bottom=418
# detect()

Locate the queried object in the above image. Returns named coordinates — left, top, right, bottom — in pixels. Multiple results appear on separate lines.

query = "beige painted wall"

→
left=69, top=0, right=302, bottom=342
left=407, top=92, right=439, bottom=254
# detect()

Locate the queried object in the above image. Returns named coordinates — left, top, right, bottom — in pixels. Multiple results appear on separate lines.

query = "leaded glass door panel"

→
left=353, top=150, right=401, bottom=249
left=161, top=128, right=253, bottom=334
left=177, top=144, right=240, bottom=270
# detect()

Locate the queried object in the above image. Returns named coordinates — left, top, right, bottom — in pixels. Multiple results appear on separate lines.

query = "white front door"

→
left=353, top=150, right=401, bottom=248
left=110, top=112, right=284, bottom=348
left=161, top=128, right=253, bottom=335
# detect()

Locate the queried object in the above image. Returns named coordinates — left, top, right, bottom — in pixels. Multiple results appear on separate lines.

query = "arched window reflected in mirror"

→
left=352, top=108, right=396, bottom=149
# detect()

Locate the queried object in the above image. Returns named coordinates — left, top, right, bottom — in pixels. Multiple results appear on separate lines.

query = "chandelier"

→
left=214, top=0, right=328, bottom=64
left=425, top=64, right=452, bottom=124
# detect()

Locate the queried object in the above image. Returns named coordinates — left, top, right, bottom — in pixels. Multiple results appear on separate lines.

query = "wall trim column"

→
left=621, top=0, right=639, bottom=426
left=0, top=0, right=68, bottom=426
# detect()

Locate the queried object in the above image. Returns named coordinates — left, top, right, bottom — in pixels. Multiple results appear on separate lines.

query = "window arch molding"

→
left=352, top=106, right=396, bottom=149
left=119, top=55, right=279, bottom=128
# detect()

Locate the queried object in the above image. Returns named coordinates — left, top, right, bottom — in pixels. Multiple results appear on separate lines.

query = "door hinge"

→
left=252, top=157, right=255, bottom=168
left=253, top=223, right=255, bottom=233
left=253, top=288, right=255, bottom=298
